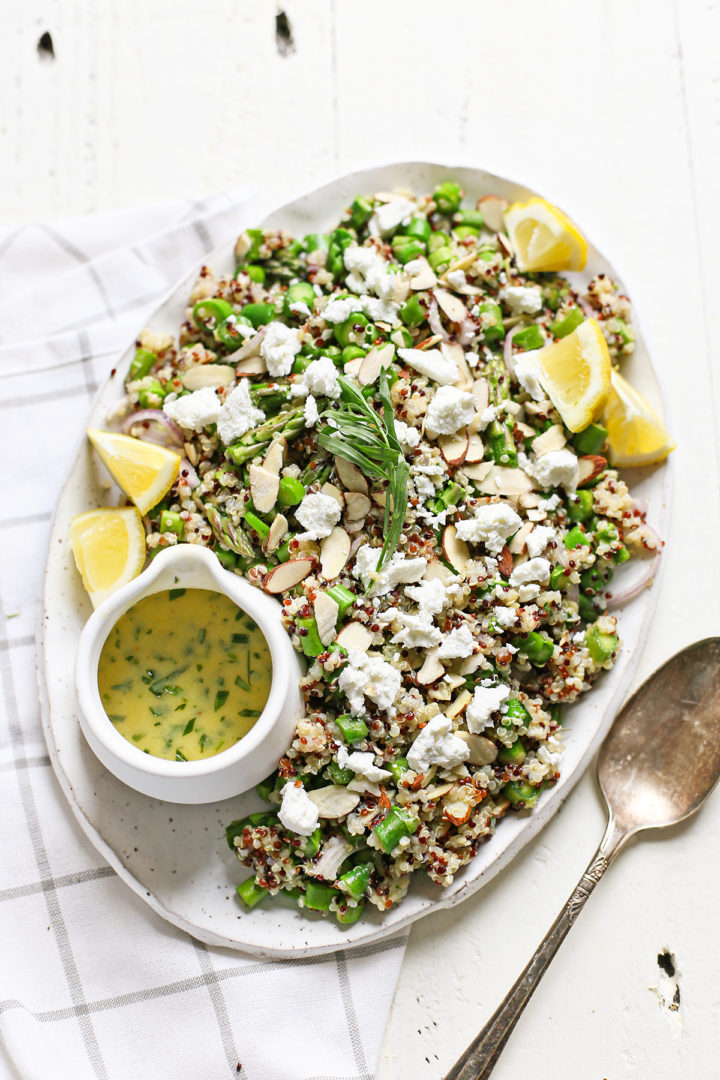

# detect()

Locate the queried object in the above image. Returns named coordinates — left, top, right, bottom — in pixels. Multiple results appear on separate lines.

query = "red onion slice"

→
left=457, top=316, right=477, bottom=347
left=606, top=550, right=661, bottom=607
left=177, top=458, right=200, bottom=490
left=122, top=409, right=185, bottom=448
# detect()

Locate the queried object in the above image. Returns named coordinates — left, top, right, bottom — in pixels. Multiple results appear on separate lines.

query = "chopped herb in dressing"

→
left=97, top=589, right=272, bottom=761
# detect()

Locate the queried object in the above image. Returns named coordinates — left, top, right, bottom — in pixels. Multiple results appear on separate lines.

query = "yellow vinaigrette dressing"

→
left=97, top=588, right=272, bottom=761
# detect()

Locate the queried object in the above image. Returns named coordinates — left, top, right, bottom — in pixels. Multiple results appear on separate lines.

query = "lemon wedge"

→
left=87, top=429, right=180, bottom=515
left=602, top=370, right=675, bottom=467
left=504, top=197, right=588, bottom=272
left=70, top=508, right=146, bottom=607
left=537, top=318, right=611, bottom=432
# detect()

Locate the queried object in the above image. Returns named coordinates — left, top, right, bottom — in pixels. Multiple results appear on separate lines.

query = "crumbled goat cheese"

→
left=344, top=245, right=397, bottom=299
left=225, top=315, right=256, bottom=340
left=476, top=405, right=497, bottom=431
left=302, top=356, right=341, bottom=399
left=279, top=781, right=319, bottom=836
left=260, top=322, right=303, bottom=376
left=373, top=198, right=416, bottom=236
left=509, top=557, right=551, bottom=586
left=304, top=394, right=319, bottom=428
left=527, top=448, right=579, bottom=492
left=289, top=301, right=311, bottom=317
left=360, top=296, right=401, bottom=323
left=538, top=493, right=561, bottom=511
left=404, top=577, right=446, bottom=616
left=336, top=745, right=391, bottom=782
left=437, top=624, right=475, bottom=660
left=518, top=584, right=540, bottom=602
left=466, top=684, right=510, bottom=734
left=394, top=419, right=421, bottom=448
left=425, top=386, right=476, bottom=436
left=500, top=285, right=543, bottom=314
left=352, top=546, right=427, bottom=596
left=390, top=611, right=442, bottom=649
left=215, top=381, right=266, bottom=444
left=526, top=525, right=556, bottom=558
left=407, top=713, right=471, bottom=772
left=403, top=258, right=425, bottom=276
left=338, top=650, right=402, bottom=715
left=456, top=503, right=522, bottom=554
left=323, top=296, right=363, bottom=324
left=446, top=269, right=468, bottom=290
left=397, top=347, right=458, bottom=386
left=513, top=350, right=546, bottom=401
left=295, top=492, right=342, bottom=540
left=493, top=606, right=517, bottom=629
left=163, top=387, right=221, bottom=430
left=413, top=473, right=437, bottom=500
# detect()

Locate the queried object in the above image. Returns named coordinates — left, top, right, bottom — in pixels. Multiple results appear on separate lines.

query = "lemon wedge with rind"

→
left=504, top=197, right=588, bottom=273
left=87, top=429, right=180, bottom=515
left=602, top=370, right=675, bottom=467
left=537, top=318, right=612, bottom=433
left=70, top=508, right=146, bottom=608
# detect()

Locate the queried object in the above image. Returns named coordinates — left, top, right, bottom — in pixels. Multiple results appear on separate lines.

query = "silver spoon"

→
left=444, top=637, right=720, bottom=1080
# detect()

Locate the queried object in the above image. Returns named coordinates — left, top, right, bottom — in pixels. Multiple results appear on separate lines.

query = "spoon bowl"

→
left=599, top=637, right=720, bottom=835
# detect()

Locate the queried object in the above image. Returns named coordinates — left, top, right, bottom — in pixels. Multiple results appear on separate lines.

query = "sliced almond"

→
left=477, top=195, right=509, bottom=233
left=421, top=781, right=456, bottom=801
left=344, top=356, right=365, bottom=378
left=445, top=689, right=472, bottom=720
left=320, top=482, right=345, bottom=509
left=263, top=441, right=284, bottom=476
left=514, top=420, right=537, bottom=440
left=468, top=379, right=490, bottom=432
left=434, top=288, right=468, bottom=324
left=442, top=783, right=483, bottom=825
left=532, top=424, right=567, bottom=456
left=442, top=524, right=470, bottom=573
left=372, top=490, right=387, bottom=508
left=357, top=343, right=395, bottom=386
left=497, top=545, right=514, bottom=577
left=416, top=648, right=445, bottom=686
left=423, top=558, right=457, bottom=584
left=508, top=521, right=534, bottom=555
left=465, top=434, right=484, bottom=464
left=181, top=364, right=235, bottom=390
left=439, top=430, right=469, bottom=467
left=408, top=257, right=437, bottom=290
left=262, top=557, right=314, bottom=594
left=456, top=732, right=498, bottom=766
left=463, top=460, right=493, bottom=483
left=249, top=465, right=280, bottom=513
left=235, top=353, right=268, bottom=376
left=519, top=492, right=542, bottom=508
left=264, top=513, right=288, bottom=555
left=319, top=526, right=351, bottom=581
left=314, top=591, right=340, bottom=646
left=415, top=334, right=443, bottom=351
left=458, top=653, right=486, bottom=675
left=309, top=835, right=354, bottom=880
left=335, top=621, right=372, bottom=652
left=440, top=342, right=473, bottom=391
left=443, top=673, right=467, bottom=693
left=474, top=465, right=535, bottom=497
left=308, top=785, right=361, bottom=820
left=577, top=455, right=607, bottom=487
left=335, top=457, right=369, bottom=496
left=344, top=491, right=371, bottom=521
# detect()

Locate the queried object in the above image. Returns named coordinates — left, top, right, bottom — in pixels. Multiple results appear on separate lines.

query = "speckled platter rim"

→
left=39, top=161, right=672, bottom=958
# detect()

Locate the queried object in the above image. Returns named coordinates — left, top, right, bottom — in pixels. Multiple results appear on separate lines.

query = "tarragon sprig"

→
left=317, top=371, right=409, bottom=571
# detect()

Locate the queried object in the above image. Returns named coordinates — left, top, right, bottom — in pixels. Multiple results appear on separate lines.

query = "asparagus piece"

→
left=486, top=355, right=518, bottom=467
left=225, top=407, right=305, bottom=466
left=204, top=505, right=256, bottom=557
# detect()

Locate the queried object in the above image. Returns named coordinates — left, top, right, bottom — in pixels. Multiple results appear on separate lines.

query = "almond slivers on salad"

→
left=75, top=180, right=673, bottom=925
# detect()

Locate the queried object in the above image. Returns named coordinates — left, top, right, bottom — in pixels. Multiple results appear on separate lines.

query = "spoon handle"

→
left=443, top=816, right=627, bottom=1080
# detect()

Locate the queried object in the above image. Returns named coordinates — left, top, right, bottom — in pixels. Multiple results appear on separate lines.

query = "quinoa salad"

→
left=113, top=180, right=661, bottom=925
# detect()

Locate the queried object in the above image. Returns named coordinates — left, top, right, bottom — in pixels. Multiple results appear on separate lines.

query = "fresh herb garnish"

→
left=214, top=689, right=229, bottom=711
left=317, top=371, right=409, bottom=571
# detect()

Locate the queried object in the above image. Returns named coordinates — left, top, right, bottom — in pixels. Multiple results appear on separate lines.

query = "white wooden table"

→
left=3, top=1, right=719, bottom=1076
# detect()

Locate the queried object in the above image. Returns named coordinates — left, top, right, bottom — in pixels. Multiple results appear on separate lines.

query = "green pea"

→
left=497, top=740, right=526, bottom=765
left=328, top=761, right=354, bottom=786
left=578, top=593, right=602, bottom=622
left=564, top=525, right=591, bottom=549
left=433, top=181, right=462, bottom=214
left=335, top=312, right=371, bottom=348
left=240, top=302, right=276, bottom=328
left=349, top=196, right=373, bottom=230
left=341, top=345, right=366, bottom=364
left=392, top=236, right=426, bottom=264
left=291, top=353, right=315, bottom=375
left=512, top=325, right=544, bottom=351
left=476, top=301, right=504, bottom=343
left=427, top=230, right=450, bottom=252
left=277, top=477, right=306, bottom=507
left=428, top=246, right=453, bottom=272
left=580, top=567, right=610, bottom=595
left=236, top=263, right=266, bottom=284
left=400, top=294, right=427, bottom=327
left=284, top=281, right=316, bottom=317
left=513, top=632, right=554, bottom=666
left=572, top=423, right=608, bottom=455
left=549, top=565, right=570, bottom=591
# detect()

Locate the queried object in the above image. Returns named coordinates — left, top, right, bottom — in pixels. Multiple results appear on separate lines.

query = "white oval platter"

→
left=39, top=162, right=671, bottom=958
